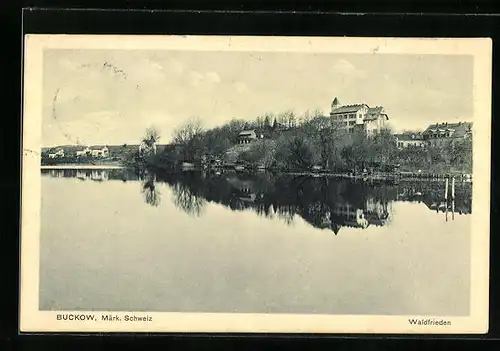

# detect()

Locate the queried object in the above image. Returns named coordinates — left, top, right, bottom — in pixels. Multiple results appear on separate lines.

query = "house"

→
left=238, top=130, right=257, bottom=144
left=48, top=149, right=64, bottom=158
left=75, top=146, right=91, bottom=157
left=422, top=121, right=472, bottom=147
left=395, top=133, right=426, bottom=149
left=90, top=146, right=109, bottom=157
left=329, top=97, right=389, bottom=136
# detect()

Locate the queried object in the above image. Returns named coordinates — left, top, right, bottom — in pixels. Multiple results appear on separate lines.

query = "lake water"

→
left=39, top=168, right=472, bottom=316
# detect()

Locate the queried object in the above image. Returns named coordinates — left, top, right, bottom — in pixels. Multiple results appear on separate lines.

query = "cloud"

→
left=58, top=58, right=81, bottom=72
left=233, top=81, right=248, bottom=93
left=167, top=58, right=185, bottom=75
left=188, top=71, right=205, bottom=86
left=205, top=71, right=221, bottom=84
left=188, top=71, right=222, bottom=87
left=149, top=61, right=164, bottom=72
left=331, top=59, right=366, bottom=79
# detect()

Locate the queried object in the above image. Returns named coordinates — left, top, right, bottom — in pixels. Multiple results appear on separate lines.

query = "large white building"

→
left=329, top=97, right=389, bottom=136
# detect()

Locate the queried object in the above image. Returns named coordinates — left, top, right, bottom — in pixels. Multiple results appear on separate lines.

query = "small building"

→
left=75, top=146, right=92, bottom=157
left=238, top=130, right=257, bottom=144
left=422, top=121, right=472, bottom=147
left=90, top=146, right=109, bottom=157
left=48, top=149, right=64, bottom=158
left=395, top=133, right=426, bottom=149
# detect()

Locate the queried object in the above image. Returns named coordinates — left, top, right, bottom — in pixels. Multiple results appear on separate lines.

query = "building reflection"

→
left=42, top=168, right=140, bottom=182
left=41, top=168, right=472, bottom=233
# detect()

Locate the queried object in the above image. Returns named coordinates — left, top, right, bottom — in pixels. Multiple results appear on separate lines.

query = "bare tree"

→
left=172, top=117, right=204, bottom=161
left=172, top=117, right=203, bottom=144
left=140, top=125, right=161, bottom=155
left=144, top=125, right=161, bottom=146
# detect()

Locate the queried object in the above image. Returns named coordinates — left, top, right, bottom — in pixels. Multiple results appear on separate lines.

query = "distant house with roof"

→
left=329, top=97, right=389, bottom=136
left=90, top=146, right=109, bottom=157
left=238, top=130, right=258, bottom=144
left=75, top=146, right=92, bottom=157
left=395, top=132, right=426, bottom=149
left=422, top=121, right=472, bottom=147
left=48, top=149, right=64, bottom=158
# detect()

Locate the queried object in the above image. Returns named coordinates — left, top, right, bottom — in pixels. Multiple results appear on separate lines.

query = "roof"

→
left=330, top=104, right=368, bottom=114
left=90, top=146, right=108, bottom=150
left=422, top=122, right=472, bottom=138
left=395, top=133, right=424, bottom=141
left=363, top=106, right=388, bottom=121
left=238, top=130, right=256, bottom=136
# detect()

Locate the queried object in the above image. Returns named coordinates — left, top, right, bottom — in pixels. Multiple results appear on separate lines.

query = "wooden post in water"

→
left=452, top=177, right=455, bottom=199
left=445, top=178, right=449, bottom=200
left=452, top=177, right=455, bottom=220
left=445, top=178, right=449, bottom=221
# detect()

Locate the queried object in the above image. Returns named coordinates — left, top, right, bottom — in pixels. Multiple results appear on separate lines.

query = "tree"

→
left=264, top=114, right=272, bottom=128
left=143, top=125, right=161, bottom=147
left=286, top=136, right=317, bottom=169
left=370, top=127, right=397, bottom=170
left=138, top=125, right=161, bottom=157
left=283, top=110, right=297, bottom=129
left=303, top=116, right=344, bottom=170
left=172, top=117, right=204, bottom=161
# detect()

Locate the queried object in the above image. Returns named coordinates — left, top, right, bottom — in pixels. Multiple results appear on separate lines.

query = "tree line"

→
left=134, top=110, right=473, bottom=175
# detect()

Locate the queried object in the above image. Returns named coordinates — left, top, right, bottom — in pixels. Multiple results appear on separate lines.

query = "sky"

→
left=42, top=49, right=473, bottom=147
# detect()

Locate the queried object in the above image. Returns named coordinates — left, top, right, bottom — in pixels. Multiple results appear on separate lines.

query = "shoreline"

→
left=39, top=163, right=472, bottom=182
left=41, top=164, right=125, bottom=169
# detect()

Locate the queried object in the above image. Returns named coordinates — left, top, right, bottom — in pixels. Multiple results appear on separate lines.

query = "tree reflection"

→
left=153, top=171, right=472, bottom=234
left=41, top=167, right=473, bottom=232
left=140, top=173, right=161, bottom=207
left=170, top=181, right=206, bottom=217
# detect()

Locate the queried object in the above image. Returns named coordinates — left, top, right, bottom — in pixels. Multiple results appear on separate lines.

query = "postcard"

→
left=20, top=34, right=492, bottom=334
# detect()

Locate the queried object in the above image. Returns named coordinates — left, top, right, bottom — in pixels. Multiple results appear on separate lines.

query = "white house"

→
left=48, top=149, right=64, bottom=158
left=90, top=146, right=109, bottom=157
left=395, top=133, right=426, bottom=149
left=75, top=146, right=92, bottom=157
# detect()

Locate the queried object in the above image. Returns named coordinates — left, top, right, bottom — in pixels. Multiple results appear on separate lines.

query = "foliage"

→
left=142, top=109, right=473, bottom=175
left=143, top=125, right=161, bottom=147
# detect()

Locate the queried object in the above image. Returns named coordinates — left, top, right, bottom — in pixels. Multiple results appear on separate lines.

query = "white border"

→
left=20, top=35, right=492, bottom=334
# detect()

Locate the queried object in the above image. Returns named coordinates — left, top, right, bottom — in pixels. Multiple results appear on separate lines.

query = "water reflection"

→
left=42, top=168, right=472, bottom=235
left=141, top=173, right=161, bottom=207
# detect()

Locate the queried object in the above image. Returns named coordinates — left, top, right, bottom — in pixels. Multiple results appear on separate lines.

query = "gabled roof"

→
left=90, top=146, right=108, bottom=150
left=363, top=106, right=388, bottom=121
left=47, top=148, right=63, bottom=153
left=330, top=104, right=368, bottom=114
left=239, top=129, right=256, bottom=136
left=422, top=122, right=472, bottom=138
